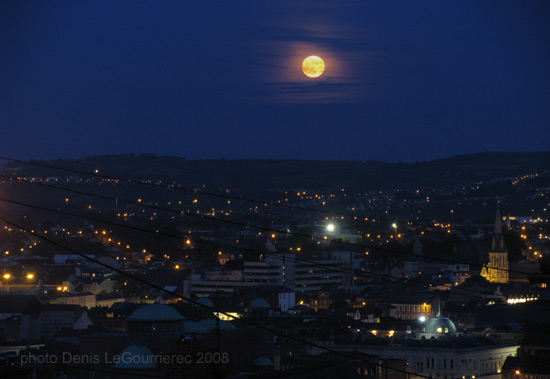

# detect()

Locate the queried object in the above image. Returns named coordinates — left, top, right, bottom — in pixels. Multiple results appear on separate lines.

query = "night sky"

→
left=2, top=1, right=549, bottom=162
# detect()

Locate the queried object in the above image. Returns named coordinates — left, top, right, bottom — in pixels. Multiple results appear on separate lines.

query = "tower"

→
left=482, top=204, right=509, bottom=283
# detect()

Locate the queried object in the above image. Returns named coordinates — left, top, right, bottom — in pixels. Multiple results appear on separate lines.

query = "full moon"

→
left=302, top=56, right=325, bottom=78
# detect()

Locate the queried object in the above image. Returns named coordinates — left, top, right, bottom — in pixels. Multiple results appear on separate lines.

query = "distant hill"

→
left=2, top=151, right=550, bottom=191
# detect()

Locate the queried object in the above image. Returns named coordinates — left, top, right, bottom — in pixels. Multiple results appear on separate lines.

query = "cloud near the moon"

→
left=250, top=39, right=379, bottom=104
left=247, top=11, right=382, bottom=104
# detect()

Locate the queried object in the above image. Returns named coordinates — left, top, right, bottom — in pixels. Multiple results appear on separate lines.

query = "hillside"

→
left=2, top=151, right=549, bottom=192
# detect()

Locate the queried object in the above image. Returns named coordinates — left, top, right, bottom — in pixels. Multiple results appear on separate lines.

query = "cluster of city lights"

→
left=2, top=273, right=35, bottom=280
left=507, top=297, right=538, bottom=305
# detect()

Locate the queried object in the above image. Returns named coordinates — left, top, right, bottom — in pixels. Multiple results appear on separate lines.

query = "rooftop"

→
left=127, top=304, right=184, bottom=322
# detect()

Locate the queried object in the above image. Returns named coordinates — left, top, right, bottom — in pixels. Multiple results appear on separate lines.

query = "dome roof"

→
left=113, top=344, right=156, bottom=369
left=194, top=297, right=214, bottom=308
left=250, top=298, right=269, bottom=309
left=127, top=304, right=184, bottom=322
left=182, top=321, right=208, bottom=334
left=253, top=357, right=273, bottom=367
left=198, top=318, right=236, bottom=331
left=425, top=315, right=457, bottom=334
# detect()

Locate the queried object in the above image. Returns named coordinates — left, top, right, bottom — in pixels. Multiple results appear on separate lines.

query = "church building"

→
left=481, top=205, right=509, bottom=284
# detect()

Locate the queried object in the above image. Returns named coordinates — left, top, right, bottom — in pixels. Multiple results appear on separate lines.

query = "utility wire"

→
left=0, top=195, right=516, bottom=303
left=0, top=159, right=540, bottom=377
left=0, top=214, right=431, bottom=379
left=0, top=172, right=532, bottom=277
left=0, top=155, right=536, bottom=241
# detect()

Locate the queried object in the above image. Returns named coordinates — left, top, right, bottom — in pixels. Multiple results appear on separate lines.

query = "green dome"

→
left=250, top=298, right=269, bottom=309
left=182, top=321, right=208, bottom=334
left=113, top=344, right=156, bottom=369
left=253, top=357, right=273, bottom=367
left=425, top=315, right=457, bottom=334
left=198, top=318, right=236, bottom=331
left=127, top=304, right=184, bottom=322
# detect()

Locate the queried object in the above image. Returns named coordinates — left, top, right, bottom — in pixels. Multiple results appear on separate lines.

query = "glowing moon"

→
left=302, top=56, right=325, bottom=78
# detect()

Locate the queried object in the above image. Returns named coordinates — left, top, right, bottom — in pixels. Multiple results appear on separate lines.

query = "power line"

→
left=0, top=172, right=532, bottom=277
left=0, top=155, right=535, bottom=242
left=0, top=214, right=431, bottom=379
left=0, top=160, right=539, bottom=377
left=0, top=195, right=509, bottom=303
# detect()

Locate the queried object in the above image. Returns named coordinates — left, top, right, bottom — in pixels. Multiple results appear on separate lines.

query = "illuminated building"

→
left=481, top=205, right=509, bottom=284
left=243, top=251, right=354, bottom=292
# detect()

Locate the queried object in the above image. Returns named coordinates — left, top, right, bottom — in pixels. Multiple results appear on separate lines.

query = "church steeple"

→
left=481, top=203, right=509, bottom=284
left=491, top=203, right=507, bottom=253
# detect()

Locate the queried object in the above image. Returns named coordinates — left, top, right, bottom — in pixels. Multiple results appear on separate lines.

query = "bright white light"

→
left=392, top=223, right=397, bottom=228
left=419, top=316, right=426, bottom=322
left=326, top=224, right=335, bottom=232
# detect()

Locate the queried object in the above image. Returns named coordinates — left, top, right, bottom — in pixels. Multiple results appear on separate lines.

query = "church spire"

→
left=491, top=203, right=507, bottom=252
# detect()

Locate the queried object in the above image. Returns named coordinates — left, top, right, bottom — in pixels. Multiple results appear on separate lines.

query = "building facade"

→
left=481, top=205, right=509, bottom=284
left=243, top=251, right=354, bottom=292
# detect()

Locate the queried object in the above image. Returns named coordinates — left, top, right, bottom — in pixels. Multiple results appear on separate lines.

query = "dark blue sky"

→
left=2, top=1, right=549, bottom=162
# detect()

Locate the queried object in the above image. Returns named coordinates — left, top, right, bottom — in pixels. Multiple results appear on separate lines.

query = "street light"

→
left=26, top=273, right=34, bottom=280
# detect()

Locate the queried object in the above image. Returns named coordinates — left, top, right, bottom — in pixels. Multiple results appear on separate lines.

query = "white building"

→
left=243, top=251, right=354, bottom=292
left=183, top=274, right=256, bottom=298
left=308, top=315, right=518, bottom=378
